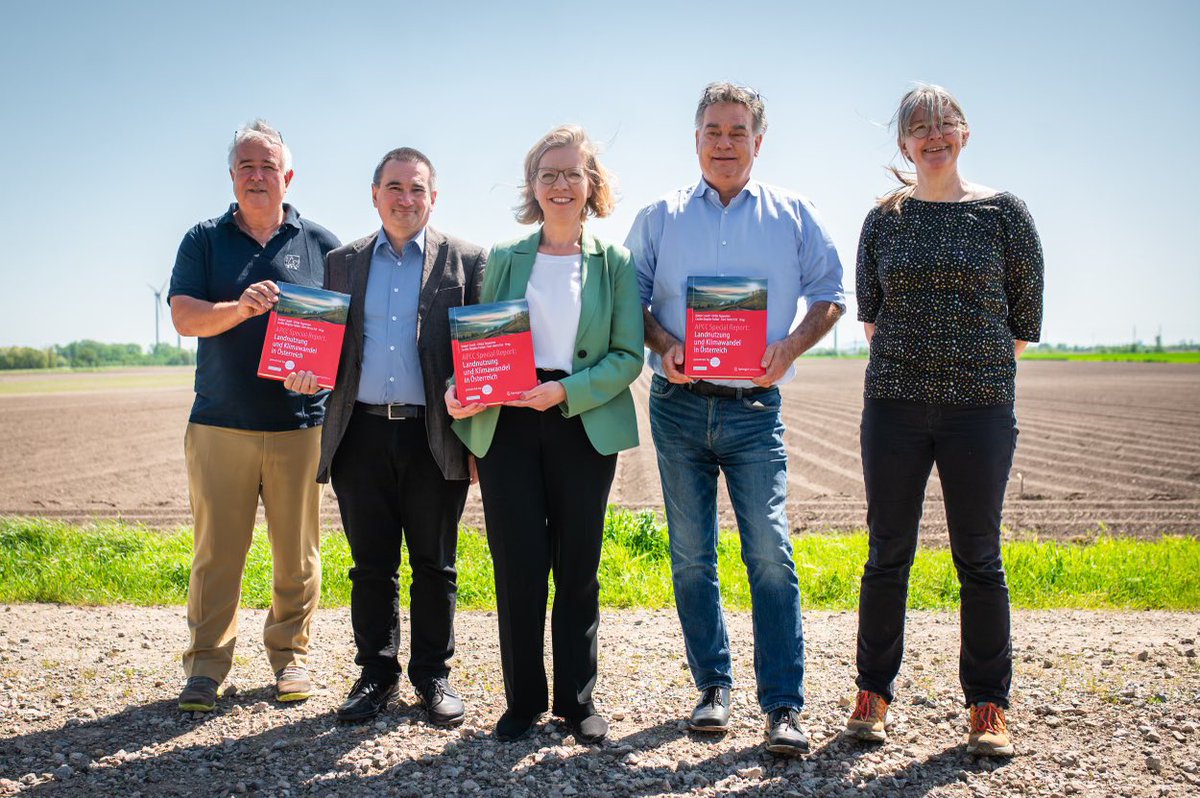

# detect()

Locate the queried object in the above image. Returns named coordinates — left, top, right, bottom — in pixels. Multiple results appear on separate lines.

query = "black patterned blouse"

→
left=856, top=192, right=1043, bottom=405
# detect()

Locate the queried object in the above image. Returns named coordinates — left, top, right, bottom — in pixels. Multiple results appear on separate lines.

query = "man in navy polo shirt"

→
left=168, top=119, right=339, bottom=712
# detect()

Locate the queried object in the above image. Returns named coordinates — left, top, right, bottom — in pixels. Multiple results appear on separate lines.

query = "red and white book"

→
left=684, top=276, right=768, bottom=380
left=256, top=283, right=350, bottom=390
left=450, top=299, right=537, bottom=406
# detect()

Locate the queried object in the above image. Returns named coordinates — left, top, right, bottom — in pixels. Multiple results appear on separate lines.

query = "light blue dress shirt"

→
left=625, top=178, right=846, bottom=386
left=356, top=228, right=426, bottom=405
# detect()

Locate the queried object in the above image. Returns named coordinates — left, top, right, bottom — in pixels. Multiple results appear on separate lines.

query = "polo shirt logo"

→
left=284, top=254, right=301, bottom=270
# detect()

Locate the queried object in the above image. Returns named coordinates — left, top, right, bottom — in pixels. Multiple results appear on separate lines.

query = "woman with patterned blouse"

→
left=843, top=85, right=1044, bottom=757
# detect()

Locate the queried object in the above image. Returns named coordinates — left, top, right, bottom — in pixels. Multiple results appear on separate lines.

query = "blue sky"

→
left=1, top=0, right=1197, bottom=349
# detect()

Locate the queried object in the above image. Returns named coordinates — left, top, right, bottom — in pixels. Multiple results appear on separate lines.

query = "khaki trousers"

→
left=182, top=422, right=322, bottom=682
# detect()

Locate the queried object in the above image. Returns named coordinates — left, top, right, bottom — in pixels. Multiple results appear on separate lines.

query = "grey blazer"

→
left=316, top=227, right=487, bottom=483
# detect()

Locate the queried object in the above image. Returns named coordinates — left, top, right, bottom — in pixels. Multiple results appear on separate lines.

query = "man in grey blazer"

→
left=294, top=147, right=485, bottom=724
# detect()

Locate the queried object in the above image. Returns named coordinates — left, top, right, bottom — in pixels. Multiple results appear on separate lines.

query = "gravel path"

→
left=1, top=605, right=1198, bottom=797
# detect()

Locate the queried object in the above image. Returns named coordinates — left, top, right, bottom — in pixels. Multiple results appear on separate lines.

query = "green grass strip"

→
left=1020, top=351, right=1200, bottom=363
left=1, top=512, right=1196, bottom=610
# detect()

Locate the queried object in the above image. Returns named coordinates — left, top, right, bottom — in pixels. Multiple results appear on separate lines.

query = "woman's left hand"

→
left=506, top=380, right=567, bottom=412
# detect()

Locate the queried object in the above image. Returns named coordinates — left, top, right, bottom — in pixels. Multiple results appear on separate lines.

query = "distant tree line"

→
left=1036, top=341, right=1198, bottom=353
left=0, top=341, right=195, bottom=370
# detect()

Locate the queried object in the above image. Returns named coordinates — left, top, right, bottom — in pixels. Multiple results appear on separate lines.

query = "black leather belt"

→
left=356, top=402, right=425, bottom=420
left=684, top=381, right=773, bottom=400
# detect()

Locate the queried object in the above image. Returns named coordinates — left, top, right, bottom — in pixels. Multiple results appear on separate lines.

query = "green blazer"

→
left=452, top=228, right=644, bottom=457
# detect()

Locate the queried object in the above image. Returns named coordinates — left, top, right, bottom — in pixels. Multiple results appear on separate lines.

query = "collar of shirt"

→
left=373, top=227, right=426, bottom=262
left=217, top=203, right=302, bottom=231
left=691, top=177, right=761, bottom=210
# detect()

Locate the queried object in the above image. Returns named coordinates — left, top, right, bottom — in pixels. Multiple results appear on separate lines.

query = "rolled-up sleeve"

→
left=624, top=204, right=662, bottom=307
left=795, top=198, right=846, bottom=310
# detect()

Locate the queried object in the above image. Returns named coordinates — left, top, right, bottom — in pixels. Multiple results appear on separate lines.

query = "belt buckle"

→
left=386, top=403, right=402, bottom=421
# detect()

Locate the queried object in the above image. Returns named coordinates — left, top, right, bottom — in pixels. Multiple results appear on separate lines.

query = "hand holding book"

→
left=444, top=384, right=487, bottom=420
left=284, top=370, right=321, bottom=395
left=238, top=280, right=281, bottom=319
left=505, top=380, right=566, bottom=412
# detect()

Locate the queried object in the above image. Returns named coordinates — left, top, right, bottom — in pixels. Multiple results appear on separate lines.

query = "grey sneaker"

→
left=178, top=676, right=219, bottom=712
left=765, top=707, right=810, bottom=756
left=275, top=665, right=313, bottom=702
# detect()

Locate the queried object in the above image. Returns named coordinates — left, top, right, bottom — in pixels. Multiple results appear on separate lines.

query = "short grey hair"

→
left=228, top=119, right=292, bottom=172
left=694, top=82, right=767, bottom=135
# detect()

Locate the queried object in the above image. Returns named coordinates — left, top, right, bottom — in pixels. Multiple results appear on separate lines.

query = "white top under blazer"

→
left=525, top=252, right=582, bottom=374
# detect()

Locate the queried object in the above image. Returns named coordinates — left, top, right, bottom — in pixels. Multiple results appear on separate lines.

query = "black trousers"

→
left=476, top=402, right=617, bottom=721
left=856, top=398, right=1017, bottom=708
left=330, top=408, right=468, bottom=686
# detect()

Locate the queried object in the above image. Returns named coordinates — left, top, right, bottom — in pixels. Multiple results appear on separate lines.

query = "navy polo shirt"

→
left=169, top=203, right=341, bottom=431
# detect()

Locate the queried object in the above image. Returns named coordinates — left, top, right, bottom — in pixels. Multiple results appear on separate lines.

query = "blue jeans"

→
left=648, top=375, right=804, bottom=712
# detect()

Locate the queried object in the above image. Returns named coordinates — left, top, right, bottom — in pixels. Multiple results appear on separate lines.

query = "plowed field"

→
left=1, top=361, right=1197, bottom=543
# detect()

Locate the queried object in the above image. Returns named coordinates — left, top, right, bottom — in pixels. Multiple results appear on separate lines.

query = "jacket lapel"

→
left=347, top=235, right=375, bottom=363
left=416, top=227, right=444, bottom=335
left=507, top=230, right=540, bottom=298
left=575, top=228, right=605, bottom=347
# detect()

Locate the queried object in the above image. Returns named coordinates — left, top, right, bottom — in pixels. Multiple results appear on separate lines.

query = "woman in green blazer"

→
left=446, top=124, right=642, bottom=744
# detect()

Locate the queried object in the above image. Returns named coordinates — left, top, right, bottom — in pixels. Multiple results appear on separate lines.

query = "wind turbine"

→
left=148, top=280, right=167, bottom=350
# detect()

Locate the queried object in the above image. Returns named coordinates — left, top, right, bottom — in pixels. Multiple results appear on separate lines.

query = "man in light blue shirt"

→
left=625, top=82, right=845, bottom=756
left=298, top=147, right=487, bottom=726
left=357, top=229, right=426, bottom=406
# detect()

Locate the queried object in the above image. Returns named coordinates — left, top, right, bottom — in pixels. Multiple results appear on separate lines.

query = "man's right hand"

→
left=662, top=341, right=693, bottom=384
left=284, top=370, right=321, bottom=395
left=238, top=280, right=281, bottom=318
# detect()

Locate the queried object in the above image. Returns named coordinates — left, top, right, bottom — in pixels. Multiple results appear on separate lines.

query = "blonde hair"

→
left=878, top=84, right=969, bottom=214
left=515, top=125, right=616, bottom=225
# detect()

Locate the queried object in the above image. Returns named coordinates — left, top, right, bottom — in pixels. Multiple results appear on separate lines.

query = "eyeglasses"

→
left=535, top=167, right=587, bottom=186
left=906, top=119, right=964, bottom=139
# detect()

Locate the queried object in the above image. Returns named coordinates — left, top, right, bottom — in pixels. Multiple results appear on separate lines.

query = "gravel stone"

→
left=1, top=606, right=1198, bottom=797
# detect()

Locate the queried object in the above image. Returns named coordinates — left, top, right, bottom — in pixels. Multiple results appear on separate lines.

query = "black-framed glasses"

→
left=535, top=167, right=587, bottom=186
left=907, top=119, right=963, bottom=139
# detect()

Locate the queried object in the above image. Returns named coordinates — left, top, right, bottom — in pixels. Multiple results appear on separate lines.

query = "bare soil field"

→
left=1, top=361, right=1197, bottom=542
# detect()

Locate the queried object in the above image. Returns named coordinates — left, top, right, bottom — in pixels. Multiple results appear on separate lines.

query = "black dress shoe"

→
left=494, top=709, right=541, bottom=741
left=689, top=686, right=731, bottom=732
left=416, top=677, right=465, bottom=726
left=765, top=707, right=810, bottom=756
left=569, top=712, right=609, bottom=744
left=336, top=677, right=398, bottom=722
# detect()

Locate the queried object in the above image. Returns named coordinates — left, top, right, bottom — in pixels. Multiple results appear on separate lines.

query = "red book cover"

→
left=256, top=283, right=351, bottom=390
left=450, top=299, right=537, bottom=406
left=684, top=276, right=768, bottom=380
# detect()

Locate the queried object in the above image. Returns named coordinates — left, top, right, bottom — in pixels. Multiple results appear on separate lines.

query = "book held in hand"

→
left=685, top=276, right=768, bottom=380
left=450, top=299, right=537, bottom=406
left=257, top=283, right=351, bottom=390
